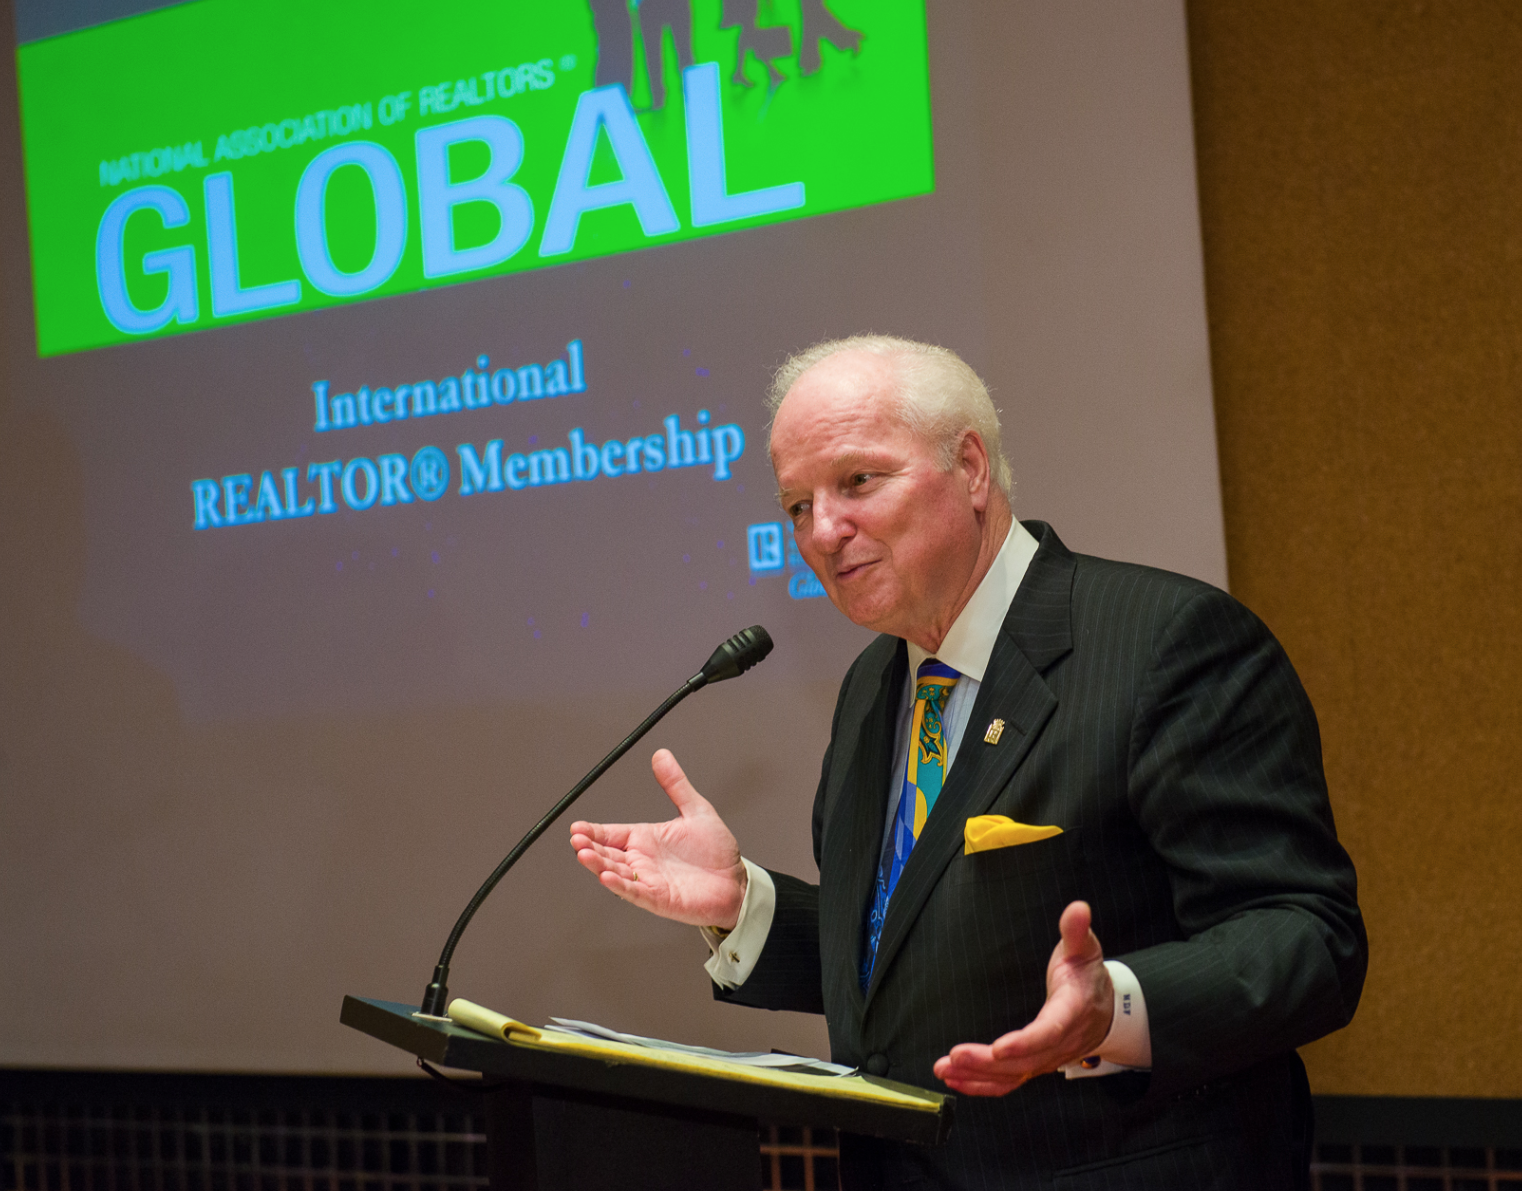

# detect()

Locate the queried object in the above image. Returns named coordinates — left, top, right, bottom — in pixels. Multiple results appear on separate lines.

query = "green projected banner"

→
left=16, top=0, right=932, bottom=356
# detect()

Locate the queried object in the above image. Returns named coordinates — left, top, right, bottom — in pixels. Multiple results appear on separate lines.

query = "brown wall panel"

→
left=1187, top=2, right=1522, bottom=1096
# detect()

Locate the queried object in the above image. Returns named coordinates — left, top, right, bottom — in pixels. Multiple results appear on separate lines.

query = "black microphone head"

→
left=699, top=625, right=774, bottom=684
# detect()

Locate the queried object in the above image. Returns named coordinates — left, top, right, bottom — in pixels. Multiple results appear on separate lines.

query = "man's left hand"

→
left=932, top=900, right=1114, bottom=1096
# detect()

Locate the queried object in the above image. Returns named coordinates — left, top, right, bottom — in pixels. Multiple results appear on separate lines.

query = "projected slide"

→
left=1, top=0, right=1227, bottom=1072
left=12, top=0, right=927, bottom=721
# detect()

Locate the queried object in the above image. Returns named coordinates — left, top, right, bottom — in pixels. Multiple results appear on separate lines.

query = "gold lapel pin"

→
left=984, top=718, right=1005, bottom=745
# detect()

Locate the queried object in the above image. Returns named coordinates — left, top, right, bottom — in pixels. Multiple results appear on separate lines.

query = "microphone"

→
left=418, top=626, right=774, bottom=1018
left=698, top=624, right=772, bottom=684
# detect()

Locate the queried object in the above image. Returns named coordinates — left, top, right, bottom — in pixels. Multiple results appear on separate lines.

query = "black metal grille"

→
left=7, top=1074, right=1520, bottom=1191
left=1312, top=1144, right=1522, bottom=1190
left=0, top=1098, right=491, bottom=1191
left=0, top=1072, right=835, bottom=1191
left=759, top=1124, right=839, bottom=1191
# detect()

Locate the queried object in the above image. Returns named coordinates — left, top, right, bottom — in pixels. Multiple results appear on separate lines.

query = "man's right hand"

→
left=569, top=748, right=748, bottom=929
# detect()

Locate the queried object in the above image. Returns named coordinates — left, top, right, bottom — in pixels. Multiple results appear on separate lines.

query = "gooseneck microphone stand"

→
left=418, top=625, right=773, bottom=1018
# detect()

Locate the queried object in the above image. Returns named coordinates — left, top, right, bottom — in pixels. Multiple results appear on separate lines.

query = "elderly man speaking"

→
left=570, top=336, right=1366, bottom=1190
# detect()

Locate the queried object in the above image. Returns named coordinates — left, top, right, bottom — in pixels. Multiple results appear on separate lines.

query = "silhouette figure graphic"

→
left=720, top=0, right=791, bottom=87
left=588, top=0, right=635, bottom=92
left=799, top=0, right=861, bottom=76
left=637, top=0, right=694, bottom=109
left=587, top=0, right=861, bottom=104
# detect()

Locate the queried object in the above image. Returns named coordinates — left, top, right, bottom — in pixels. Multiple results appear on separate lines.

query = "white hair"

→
left=766, top=335, right=1014, bottom=497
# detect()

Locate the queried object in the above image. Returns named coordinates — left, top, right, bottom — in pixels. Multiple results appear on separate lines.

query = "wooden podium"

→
left=342, top=996, right=953, bottom=1190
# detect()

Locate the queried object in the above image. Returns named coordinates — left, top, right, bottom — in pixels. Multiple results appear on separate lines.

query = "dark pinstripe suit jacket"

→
left=719, top=522, right=1367, bottom=1190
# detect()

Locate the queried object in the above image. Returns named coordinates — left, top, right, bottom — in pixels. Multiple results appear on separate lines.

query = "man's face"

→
left=770, top=352, right=987, bottom=641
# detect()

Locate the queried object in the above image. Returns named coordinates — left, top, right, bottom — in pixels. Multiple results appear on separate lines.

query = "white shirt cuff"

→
left=1061, top=959, right=1152, bottom=1079
left=700, top=859, right=776, bottom=989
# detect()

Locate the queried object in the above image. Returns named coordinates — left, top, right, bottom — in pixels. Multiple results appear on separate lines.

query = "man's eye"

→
left=788, top=501, right=809, bottom=518
left=851, top=473, right=873, bottom=486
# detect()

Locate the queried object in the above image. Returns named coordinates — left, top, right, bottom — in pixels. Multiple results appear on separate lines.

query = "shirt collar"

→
left=906, top=519, right=1040, bottom=682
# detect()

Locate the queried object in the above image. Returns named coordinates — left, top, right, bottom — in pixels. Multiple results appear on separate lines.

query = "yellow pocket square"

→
left=963, top=815, right=1063, bottom=855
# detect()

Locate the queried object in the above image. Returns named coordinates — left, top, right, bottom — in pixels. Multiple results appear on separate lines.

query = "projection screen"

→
left=0, top=0, right=1224, bottom=1071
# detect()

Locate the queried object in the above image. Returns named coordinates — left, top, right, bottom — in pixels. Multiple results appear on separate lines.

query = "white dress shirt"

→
left=702, top=521, right=1151, bottom=1076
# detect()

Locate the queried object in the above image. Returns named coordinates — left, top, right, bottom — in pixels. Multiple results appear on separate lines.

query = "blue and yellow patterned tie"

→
left=861, top=658, right=960, bottom=991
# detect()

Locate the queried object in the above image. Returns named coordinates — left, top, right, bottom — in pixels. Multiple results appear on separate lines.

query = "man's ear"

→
left=960, top=430, right=993, bottom=512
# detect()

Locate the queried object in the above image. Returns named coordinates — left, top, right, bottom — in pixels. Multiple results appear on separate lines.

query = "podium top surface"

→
left=341, top=995, right=953, bottom=1147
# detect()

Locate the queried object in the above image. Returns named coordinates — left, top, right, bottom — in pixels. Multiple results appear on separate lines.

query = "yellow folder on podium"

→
left=445, top=998, right=944, bottom=1114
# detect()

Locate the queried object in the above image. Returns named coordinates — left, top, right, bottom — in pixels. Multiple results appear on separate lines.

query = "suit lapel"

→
left=863, top=522, right=1076, bottom=1007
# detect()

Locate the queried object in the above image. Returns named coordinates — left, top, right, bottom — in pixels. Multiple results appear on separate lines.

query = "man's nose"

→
left=810, top=494, right=853, bottom=553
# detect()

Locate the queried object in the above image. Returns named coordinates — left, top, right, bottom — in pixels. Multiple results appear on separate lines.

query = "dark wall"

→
left=1188, top=2, right=1522, bottom=1096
